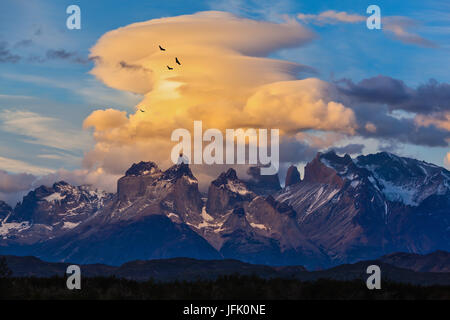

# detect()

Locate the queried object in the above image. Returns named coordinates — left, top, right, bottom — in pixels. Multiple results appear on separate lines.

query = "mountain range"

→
left=0, top=151, right=449, bottom=270
left=2, top=251, right=449, bottom=286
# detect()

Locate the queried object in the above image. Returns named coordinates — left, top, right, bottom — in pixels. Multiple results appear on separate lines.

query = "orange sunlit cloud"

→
left=83, top=11, right=357, bottom=177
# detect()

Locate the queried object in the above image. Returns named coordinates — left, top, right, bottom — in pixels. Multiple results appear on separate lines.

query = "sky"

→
left=0, top=0, right=449, bottom=204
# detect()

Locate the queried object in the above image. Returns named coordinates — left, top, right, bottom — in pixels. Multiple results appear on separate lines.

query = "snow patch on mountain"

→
left=44, top=192, right=66, bottom=202
left=62, top=221, right=80, bottom=229
left=0, top=221, right=30, bottom=236
left=250, top=222, right=268, bottom=230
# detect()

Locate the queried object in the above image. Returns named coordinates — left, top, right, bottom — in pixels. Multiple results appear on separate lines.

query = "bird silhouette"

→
left=167, top=65, right=173, bottom=70
left=159, top=45, right=166, bottom=51
left=175, top=57, right=181, bottom=65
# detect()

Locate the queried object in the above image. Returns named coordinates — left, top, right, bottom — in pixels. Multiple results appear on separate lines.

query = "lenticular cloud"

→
left=84, top=11, right=357, bottom=176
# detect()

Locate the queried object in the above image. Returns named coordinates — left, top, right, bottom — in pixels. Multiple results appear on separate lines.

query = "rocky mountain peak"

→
left=303, top=152, right=345, bottom=187
left=213, top=168, right=238, bottom=186
left=125, top=161, right=159, bottom=176
left=53, top=181, right=70, bottom=187
left=206, top=168, right=255, bottom=216
left=0, top=200, right=12, bottom=221
left=162, top=163, right=196, bottom=182
left=285, top=165, right=301, bottom=187
left=355, top=152, right=450, bottom=206
left=7, top=181, right=112, bottom=227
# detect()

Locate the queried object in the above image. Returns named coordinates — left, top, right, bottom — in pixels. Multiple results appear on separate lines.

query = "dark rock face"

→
left=118, top=162, right=161, bottom=202
left=158, top=164, right=203, bottom=219
left=34, top=215, right=221, bottom=265
left=0, top=201, right=12, bottom=221
left=125, top=161, right=159, bottom=176
left=244, top=166, right=281, bottom=195
left=285, top=165, right=301, bottom=187
left=206, top=169, right=255, bottom=216
left=302, top=153, right=345, bottom=187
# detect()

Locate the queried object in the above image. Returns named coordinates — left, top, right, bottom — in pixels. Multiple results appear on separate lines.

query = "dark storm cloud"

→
left=279, top=138, right=318, bottom=164
left=352, top=104, right=450, bottom=147
left=337, top=75, right=450, bottom=114
left=0, top=41, right=21, bottom=63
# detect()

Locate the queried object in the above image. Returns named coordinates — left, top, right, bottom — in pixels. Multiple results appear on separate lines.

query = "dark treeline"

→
left=1, top=275, right=449, bottom=300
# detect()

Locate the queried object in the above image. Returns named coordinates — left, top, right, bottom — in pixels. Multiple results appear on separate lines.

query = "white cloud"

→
left=296, top=11, right=436, bottom=47
left=0, top=109, right=91, bottom=152
left=445, top=152, right=450, bottom=169
left=0, top=156, right=53, bottom=175
left=2, top=73, right=143, bottom=109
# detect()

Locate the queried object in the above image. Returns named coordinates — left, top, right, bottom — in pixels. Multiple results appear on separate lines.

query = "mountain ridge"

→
left=2, top=251, right=449, bottom=285
left=1, top=151, right=449, bottom=269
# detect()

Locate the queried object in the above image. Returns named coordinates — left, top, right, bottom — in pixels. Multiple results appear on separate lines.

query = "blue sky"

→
left=0, top=0, right=449, bottom=187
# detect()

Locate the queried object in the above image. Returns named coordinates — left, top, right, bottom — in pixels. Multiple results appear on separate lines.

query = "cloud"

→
left=297, top=10, right=365, bottom=25
left=2, top=73, right=142, bottom=109
left=328, top=143, right=365, bottom=155
left=244, top=79, right=357, bottom=134
left=84, top=11, right=360, bottom=176
left=0, top=41, right=21, bottom=63
left=0, top=170, right=36, bottom=193
left=35, top=168, right=120, bottom=194
left=337, top=76, right=450, bottom=115
left=82, top=11, right=447, bottom=182
left=328, top=75, right=450, bottom=147
left=350, top=103, right=450, bottom=147
left=297, top=11, right=436, bottom=47
left=279, top=137, right=318, bottom=163
left=14, top=10, right=439, bottom=195
left=0, top=156, right=53, bottom=175
left=45, top=49, right=89, bottom=64
left=383, top=16, right=437, bottom=48
left=118, top=60, right=151, bottom=72
left=415, top=112, right=450, bottom=131
left=209, top=0, right=293, bottom=22
left=365, top=122, right=377, bottom=133
left=14, top=39, right=33, bottom=48
left=0, top=110, right=91, bottom=152
left=83, top=109, right=129, bottom=132
left=0, top=41, right=88, bottom=64
left=445, top=152, right=450, bottom=169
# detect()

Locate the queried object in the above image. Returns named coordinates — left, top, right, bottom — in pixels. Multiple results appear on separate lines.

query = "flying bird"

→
left=175, top=57, right=181, bottom=65
left=167, top=65, right=173, bottom=70
left=159, top=45, right=166, bottom=51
